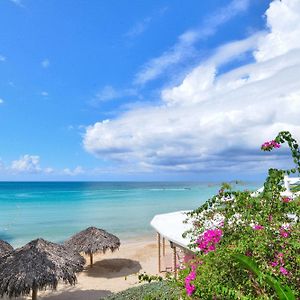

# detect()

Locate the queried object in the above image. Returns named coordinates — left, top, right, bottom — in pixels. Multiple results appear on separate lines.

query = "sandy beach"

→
left=3, top=234, right=173, bottom=300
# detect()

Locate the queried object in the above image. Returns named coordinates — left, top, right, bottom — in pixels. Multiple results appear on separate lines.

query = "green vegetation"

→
left=100, top=281, right=179, bottom=300
left=177, top=131, right=300, bottom=299
left=290, top=184, right=300, bottom=192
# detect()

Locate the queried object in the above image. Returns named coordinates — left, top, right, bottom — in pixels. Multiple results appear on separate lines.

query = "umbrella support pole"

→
left=173, top=245, right=177, bottom=279
left=89, top=253, right=93, bottom=267
left=32, top=288, right=38, bottom=300
left=170, top=242, right=177, bottom=279
left=157, top=232, right=161, bottom=273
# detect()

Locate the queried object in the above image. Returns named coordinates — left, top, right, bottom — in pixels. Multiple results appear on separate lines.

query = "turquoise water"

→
left=0, top=182, right=260, bottom=247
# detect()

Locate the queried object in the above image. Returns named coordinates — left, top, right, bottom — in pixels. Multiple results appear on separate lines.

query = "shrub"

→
left=100, top=281, right=179, bottom=300
left=178, top=131, right=300, bottom=299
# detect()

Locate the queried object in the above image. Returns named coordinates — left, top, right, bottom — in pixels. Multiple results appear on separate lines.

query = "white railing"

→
left=284, top=175, right=300, bottom=194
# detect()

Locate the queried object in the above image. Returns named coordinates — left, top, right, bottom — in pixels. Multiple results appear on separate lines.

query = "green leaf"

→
left=233, top=254, right=296, bottom=300
left=265, top=275, right=296, bottom=300
left=232, top=254, right=262, bottom=278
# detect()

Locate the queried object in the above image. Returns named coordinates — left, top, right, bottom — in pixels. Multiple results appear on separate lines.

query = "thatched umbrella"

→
left=0, top=240, right=13, bottom=257
left=0, top=238, right=85, bottom=300
left=64, top=227, right=120, bottom=267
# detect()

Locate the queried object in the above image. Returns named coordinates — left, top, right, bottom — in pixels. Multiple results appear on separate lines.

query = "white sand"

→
left=5, top=234, right=174, bottom=300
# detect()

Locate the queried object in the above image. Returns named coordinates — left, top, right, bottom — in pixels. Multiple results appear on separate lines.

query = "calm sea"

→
left=0, top=182, right=260, bottom=247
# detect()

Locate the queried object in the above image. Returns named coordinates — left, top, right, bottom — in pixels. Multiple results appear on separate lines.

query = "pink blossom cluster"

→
left=253, top=224, right=264, bottom=230
left=196, top=229, right=223, bottom=254
left=270, top=252, right=289, bottom=276
left=185, top=265, right=196, bottom=296
left=282, top=196, right=292, bottom=203
left=261, top=140, right=281, bottom=151
left=280, top=227, right=289, bottom=238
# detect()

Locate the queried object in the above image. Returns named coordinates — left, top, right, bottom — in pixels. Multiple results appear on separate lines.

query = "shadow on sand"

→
left=1, top=289, right=112, bottom=300
left=42, top=289, right=112, bottom=300
left=86, top=258, right=142, bottom=278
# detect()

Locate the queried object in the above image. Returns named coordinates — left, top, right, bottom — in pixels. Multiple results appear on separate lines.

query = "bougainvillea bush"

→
left=178, top=131, right=300, bottom=299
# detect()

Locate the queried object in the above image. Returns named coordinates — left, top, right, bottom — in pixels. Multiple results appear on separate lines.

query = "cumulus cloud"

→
left=9, top=155, right=55, bottom=174
left=83, top=0, right=300, bottom=174
left=134, top=0, right=250, bottom=85
left=63, top=166, right=84, bottom=176
left=11, top=155, right=42, bottom=173
left=254, top=0, right=300, bottom=62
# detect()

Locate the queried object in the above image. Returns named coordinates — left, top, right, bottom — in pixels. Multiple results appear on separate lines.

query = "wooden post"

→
left=32, top=288, right=37, bottom=300
left=173, top=244, right=177, bottom=279
left=162, top=237, right=165, bottom=256
left=90, top=252, right=93, bottom=267
left=157, top=232, right=161, bottom=273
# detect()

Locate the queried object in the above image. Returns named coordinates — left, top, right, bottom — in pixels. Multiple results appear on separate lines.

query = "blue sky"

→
left=0, top=0, right=300, bottom=181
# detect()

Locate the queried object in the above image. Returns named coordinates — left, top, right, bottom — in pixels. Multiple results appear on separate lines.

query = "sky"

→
left=0, top=0, right=300, bottom=181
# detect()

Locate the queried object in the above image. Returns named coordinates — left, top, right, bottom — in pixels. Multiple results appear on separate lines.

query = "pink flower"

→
left=261, top=140, right=281, bottom=151
left=280, top=266, right=289, bottom=276
left=253, top=225, right=264, bottom=230
left=270, top=261, right=278, bottom=267
left=185, top=270, right=196, bottom=296
left=280, top=228, right=289, bottom=238
left=196, top=229, right=223, bottom=254
left=268, top=215, right=273, bottom=222
left=282, top=197, right=291, bottom=203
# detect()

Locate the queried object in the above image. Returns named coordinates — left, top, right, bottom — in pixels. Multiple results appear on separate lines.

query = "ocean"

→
left=0, top=182, right=260, bottom=248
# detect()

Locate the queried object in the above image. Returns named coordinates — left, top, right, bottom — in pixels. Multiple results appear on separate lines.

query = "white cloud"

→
left=125, top=7, right=168, bottom=39
left=254, top=0, right=300, bottom=62
left=10, top=155, right=55, bottom=174
left=44, top=167, right=54, bottom=174
left=41, top=59, right=50, bottom=68
left=83, top=0, right=300, bottom=174
left=11, top=155, right=42, bottom=173
left=125, top=17, right=152, bottom=38
left=134, top=0, right=250, bottom=85
left=91, top=85, right=137, bottom=105
left=162, top=33, right=263, bottom=105
left=63, top=166, right=84, bottom=176
left=0, top=98, right=4, bottom=104
left=0, top=55, right=6, bottom=62
left=41, top=91, right=49, bottom=97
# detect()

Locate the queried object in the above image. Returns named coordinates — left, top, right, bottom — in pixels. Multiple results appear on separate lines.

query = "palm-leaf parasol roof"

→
left=64, top=227, right=120, bottom=267
left=0, top=238, right=85, bottom=299
left=64, top=227, right=120, bottom=255
left=0, top=240, right=13, bottom=257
